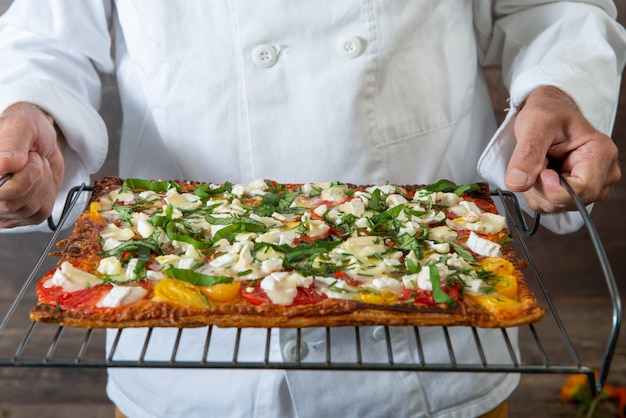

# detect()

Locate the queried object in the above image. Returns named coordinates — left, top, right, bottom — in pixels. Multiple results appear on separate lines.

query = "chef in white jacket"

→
left=0, top=1, right=624, bottom=417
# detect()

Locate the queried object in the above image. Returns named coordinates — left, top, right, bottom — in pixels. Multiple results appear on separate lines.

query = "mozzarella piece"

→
left=165, top=189, right=201, bottom=210
left=100, top=223, right=135, bottom=241
left=314, top=276, right=355, bottom=300
left=428, top=225, right=457, bottom=243
left=44, top=261, right=104, bottom=292
left=321, top=185, right=349, bottom=203
left=365, top=184, right=396, bottom=195
left=305, top=219, right=330, bottom=237
left=339, top=236, right=385, bottom=258
left=261, top=257, right=284, bottom=274
left=313, top=204, right=328, bottom=217
left=479, top=212, right=506, bottom=234
left=256, top=228, right=299, bottom=246
left=466, top=231, right=502, bottom=257
left=337, top=198, right=365, bottom=217
left=260, top=272, right=311, bottom=305
left=209, top=253, right=237, bottom=268
left=370, top=277, right=402, bottom=295
left=427, top=241, right=450, bottom=254
left=137, top=218, right=155, bottom=238
left=415, top=263, right=449, bottom=291
left=386, top=194, right=408, bottom=208
left=97, top=285, right=148, bottom=308
left=435, top=192, right=461, bottom=206
left=97, top=256, right=125, bottom=278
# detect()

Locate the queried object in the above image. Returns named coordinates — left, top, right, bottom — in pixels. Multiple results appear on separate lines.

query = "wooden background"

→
left=0, top=1, right=625, bottom=417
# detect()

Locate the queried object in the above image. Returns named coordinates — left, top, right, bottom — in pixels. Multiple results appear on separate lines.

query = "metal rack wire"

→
left=0, top=182, right=620, bottom=396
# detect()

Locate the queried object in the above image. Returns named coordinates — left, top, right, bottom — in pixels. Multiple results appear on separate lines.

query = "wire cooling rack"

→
left=0, top=181, right=620, bottom=396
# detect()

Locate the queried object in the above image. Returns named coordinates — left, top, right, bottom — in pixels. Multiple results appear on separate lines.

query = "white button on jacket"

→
left=252, top=44, right=278, bottom=68
left=0, top=1, right=625, bottom=417
left=337, top=35, right=364, bottom=59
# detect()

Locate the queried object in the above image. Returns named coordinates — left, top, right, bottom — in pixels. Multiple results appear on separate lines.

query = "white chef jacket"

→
left=1, top=1, right=625, bottom=417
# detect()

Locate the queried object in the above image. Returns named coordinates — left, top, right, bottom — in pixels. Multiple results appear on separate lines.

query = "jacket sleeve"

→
left=474, top=0, right=626, bottom=233
left=0, top=0, right=113, bottom=233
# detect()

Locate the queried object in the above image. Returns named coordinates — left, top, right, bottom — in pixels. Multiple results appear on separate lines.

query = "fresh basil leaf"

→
left=429, top=264, right=456, bottom=306
left=122, top=178, right=180, bottom=193
left=449, top=242, right=475, bottom=261
left=453, top=183, right=480, bottom=196
left=165, top=267, right=233, bottom=287
left=102, top=239, right=162, bottom=257
left=192, top=182, right=232, bottom=198
left=406, top=257, right=420, bottom=274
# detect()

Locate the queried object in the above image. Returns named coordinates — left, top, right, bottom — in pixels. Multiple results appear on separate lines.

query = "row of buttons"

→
left=282, top=326, right=387, bottom=362
left=252, top=35, right=364, bottom=69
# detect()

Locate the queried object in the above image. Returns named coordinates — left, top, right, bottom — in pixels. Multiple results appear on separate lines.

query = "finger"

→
left=0, top=152, right=54, bottom=228
left=0, top=151, right=42, bottom=201
left=523, top=169, right=573, bottom=213
left=560, top=140, right=621, bottom=203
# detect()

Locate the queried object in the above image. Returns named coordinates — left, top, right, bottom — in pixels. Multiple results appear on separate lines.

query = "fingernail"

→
left=506, top=168, right=529, bottom=188
left=0, top=151, right=13, bottom=160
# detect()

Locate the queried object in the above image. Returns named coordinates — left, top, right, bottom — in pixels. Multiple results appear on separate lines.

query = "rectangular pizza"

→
left=30, top=176, right=545, bottom=329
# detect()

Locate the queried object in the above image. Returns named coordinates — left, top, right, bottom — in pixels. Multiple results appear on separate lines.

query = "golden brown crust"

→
left=31, top=176, right=544, bottom=329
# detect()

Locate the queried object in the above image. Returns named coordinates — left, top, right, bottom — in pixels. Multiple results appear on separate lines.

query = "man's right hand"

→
left=0, top=102, right=64, bottom=228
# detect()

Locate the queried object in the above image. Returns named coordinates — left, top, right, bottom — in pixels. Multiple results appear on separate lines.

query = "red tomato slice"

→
left=36, top=268, right=151, bottom=312
left=241, top=281, right=326, bottom=306
left=400, top=283, right=462, bottom=307
left=36, top=274, right=113, bottom=311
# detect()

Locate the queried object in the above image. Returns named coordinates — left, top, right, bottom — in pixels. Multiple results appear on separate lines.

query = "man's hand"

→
left=0, top=102, right=64, bottom=228
left=504, top=86, right=621, bottom=213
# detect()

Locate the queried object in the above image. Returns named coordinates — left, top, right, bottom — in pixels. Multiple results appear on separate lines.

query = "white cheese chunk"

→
left=435, top=192, right=461, bottom=206
left=428, top=226, right=457, bottom=243
left=313, top=204, right=328, bottom=217
left=304, top=219, right=330, bottom=237
left=97, top=286, right=148, bottom=308
left=365, top=184, right=396, bottom=195
left=313, top=276, right=355, bottom=300
left=44, top=261, right=104, bottom=292
left=164, top=189, right=201, bottom=210
left=415, top=263, right=449, bottom=291
left=339, top=236, right=385, bottom=258
left=97, top=256, right=125, bottom=278
left=370, top=277, right=402, bottom=295
left=261, top=257, right=284, bottom=274
left=466, top=231, right=502, bottom=257
left=321, top=185, right=349, bottom=203
left=337, top=198, right=365, bottom=217
left=260, top=272, right=311, bottom=306
left=100, top=224, right=135, bottom=241
left=386, top=194, right=408, bottom=208
left=209, top=253, right=237, bottom=268
left=136, top=218, right=155, bottom=238
left=479, top=213, right=506, bottom=234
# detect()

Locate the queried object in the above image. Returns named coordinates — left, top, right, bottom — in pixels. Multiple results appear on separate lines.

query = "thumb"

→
left=504, top=141, right=549, bottom=192
left=504, top=103, right=559, bottom=192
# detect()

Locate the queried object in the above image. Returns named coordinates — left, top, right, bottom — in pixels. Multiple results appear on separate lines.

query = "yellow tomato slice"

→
left=89, top=201, right=103, bottom=222
left=478, top=257, right=519, bottom=300
left=478, top=257, right=515, bottom=275
left=199, top=282, right=241, bottom=303
left=466, top=293, right=520, bottom=313
left=153, top=278, right=209, bottom=310
left=354, top=290, right=398, bottom=305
